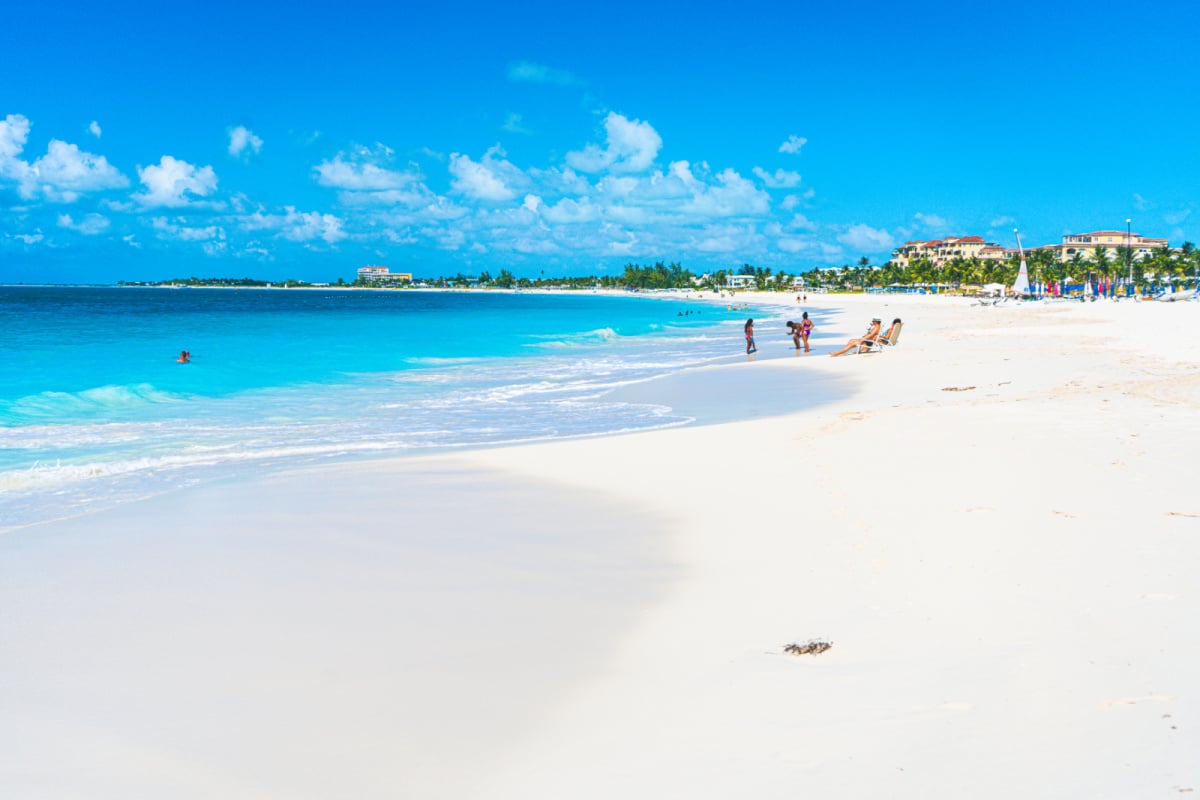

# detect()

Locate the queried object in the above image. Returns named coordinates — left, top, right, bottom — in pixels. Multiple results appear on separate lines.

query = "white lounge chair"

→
left=861, top=320, right=902, bottom=353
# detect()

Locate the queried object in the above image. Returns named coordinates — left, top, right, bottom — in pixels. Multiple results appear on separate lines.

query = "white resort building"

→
left=356, top=266, right=413, bottom=284
left=1039, top=230, right=1168, bottom=263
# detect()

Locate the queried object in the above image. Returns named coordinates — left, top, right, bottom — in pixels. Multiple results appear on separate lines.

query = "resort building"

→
left=889, top=236, right=1009, bottom=269
left=356, top=266, right=413, bottom=284
left=1040, top=231, right=1168, bottom=263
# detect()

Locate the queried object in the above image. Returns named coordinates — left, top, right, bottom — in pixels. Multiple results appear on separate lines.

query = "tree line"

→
left=401, top=246, right=1200, bottom=293
left=130, top=243, right=1200, bottom=293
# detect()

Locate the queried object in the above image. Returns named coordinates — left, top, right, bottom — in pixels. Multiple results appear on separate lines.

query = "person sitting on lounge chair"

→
left=829, top=318, right=882, bottom=357
left=857, top=318, right=903, bottom=353
left=876, top=318, right=902, bottom=346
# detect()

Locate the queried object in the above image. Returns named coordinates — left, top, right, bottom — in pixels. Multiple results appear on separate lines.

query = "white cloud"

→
left=88, top=120, right=102, bottom=138
left=502, top=112, right=533, bottom=135
left=1164, top=208, right=1191, bottom=226
left=582, top=161, right=769, bottom=220
left=26, top=140, right=128, bottom=202
left=239, top=206, right=346, bottom=244
left=315, top=151, right=420, bottom=191
left=0, top=114, right=31, bottom=168
left=383, top=227, right=418, bottom=245
left=228, top=125, right=263, bottom=158
left=596, top=174, right=639, bottom=199
left=566, top=112, right=662, bottom=174
left=542, top=197, right=600, bottom=224
left=838, top=223, right=896, bottom=253
left=1, top=115, right=127, bottom=202
left=152, top=216, right=225, bottom=241
left=528, top=165, right=592, bottom=196
left=786, top=213, right=817, bottom=231
left=913, top=212, right=948, bottom=229
left=57, top=212, right=110, bottom=234
left=989, top=215, right=1016, bottom=228
left=7, top=230, right=44, bottom=244
left=448, top=146, right=524, bottom=202
left=134, top=156, right=218, bottom=207
left=778, top=135, right=807, bottom=154
left=680, top=167, right=770, bottom=217
left=506, top=61, right=582, bottom=86
left=1133, top=192, right=1150, bottom=211
left=776, top=235, right=820, bottom=254
left=692, top=224, right=763, bottom=254
left=752, top=166, right=802, bottom=189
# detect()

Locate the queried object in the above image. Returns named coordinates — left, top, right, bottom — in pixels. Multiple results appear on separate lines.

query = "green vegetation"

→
left=119, top=276, right=319, bottom=288
left=121, top=243, right=1200, bottom=295
left=811, top=242, right=1200, bottom=293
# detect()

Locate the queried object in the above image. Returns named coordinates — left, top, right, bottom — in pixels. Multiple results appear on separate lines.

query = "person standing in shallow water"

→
left=786, top=312, right=815, bottom=352
left=744, top=318, right=756, bottom=354
left=800, top=312, right=814, bottom=352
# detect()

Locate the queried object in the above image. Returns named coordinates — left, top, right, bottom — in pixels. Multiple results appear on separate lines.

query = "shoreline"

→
left=3, top=292, right=1199, bottom=796
left=0, top=287, right=830, bottom=534
left=456, top=294, right=1200, bottom=797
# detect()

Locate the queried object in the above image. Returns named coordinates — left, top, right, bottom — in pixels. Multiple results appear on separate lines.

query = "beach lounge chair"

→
left=861, top=320, right=902, bottom=353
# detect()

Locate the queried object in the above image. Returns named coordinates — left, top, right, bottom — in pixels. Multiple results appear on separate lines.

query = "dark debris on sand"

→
left=784, top=639, right=833, bottom=656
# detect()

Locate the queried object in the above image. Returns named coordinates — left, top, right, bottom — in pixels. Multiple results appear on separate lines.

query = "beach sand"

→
left=3, top=293, right=1198, bottom=797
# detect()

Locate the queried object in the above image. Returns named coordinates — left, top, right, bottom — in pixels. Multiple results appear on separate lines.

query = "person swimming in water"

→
left=177, top=350, right=190, bottom=363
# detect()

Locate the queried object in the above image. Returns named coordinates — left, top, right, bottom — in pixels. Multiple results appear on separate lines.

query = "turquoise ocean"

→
left=1, top=286, right=795, bottom=529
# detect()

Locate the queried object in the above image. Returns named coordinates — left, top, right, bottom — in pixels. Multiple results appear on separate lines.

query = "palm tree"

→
left=877, top=262, right=900, bottom=289
left=1068, top=251, right=1085, bottom=284
left=942, top=257, right=966, bottom=288
left=907, top=257, right=933, bottom=288
left=1181, top=242, right=1199, bottom=289
left=1144, top=248, right=1174, bottom=288
left=1092, top=246, right=1112, bottom=282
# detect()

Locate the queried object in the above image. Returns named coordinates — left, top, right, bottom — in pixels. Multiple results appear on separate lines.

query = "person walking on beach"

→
left=744, top=318, right=757, bottom=354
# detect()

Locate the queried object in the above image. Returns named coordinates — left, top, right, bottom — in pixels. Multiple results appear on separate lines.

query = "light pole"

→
left=1126, top=218, right=1133, bottom=296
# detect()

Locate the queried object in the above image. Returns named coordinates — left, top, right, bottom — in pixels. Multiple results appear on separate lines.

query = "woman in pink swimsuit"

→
left=786, top=312, right=815, bottom=352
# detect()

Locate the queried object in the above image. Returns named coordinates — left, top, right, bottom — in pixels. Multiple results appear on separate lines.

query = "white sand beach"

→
left=3, top=293, right=1199, bottom=798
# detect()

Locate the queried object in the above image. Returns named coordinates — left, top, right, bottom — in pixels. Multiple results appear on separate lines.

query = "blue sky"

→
left=3, top=0, right=1198, bottom=283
